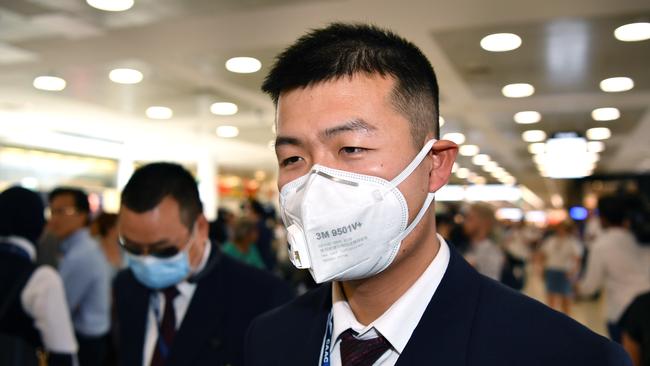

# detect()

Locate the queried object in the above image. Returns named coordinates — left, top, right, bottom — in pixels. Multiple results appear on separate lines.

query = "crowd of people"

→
left=1, top=22, right=648, bottom=366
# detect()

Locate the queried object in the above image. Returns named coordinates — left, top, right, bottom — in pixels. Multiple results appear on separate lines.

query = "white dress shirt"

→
left=579, top=228, right=650, bottom=322
left=142, top=241, right=212, bottom=366
left=327, top=235, right=450, bottom=366
left=1, top=236, right=78, bottom=353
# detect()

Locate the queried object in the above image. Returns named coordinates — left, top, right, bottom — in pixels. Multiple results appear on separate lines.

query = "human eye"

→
left=280, top=156, right=303, bottom=167
left=339, top=146, right=368, bottom=156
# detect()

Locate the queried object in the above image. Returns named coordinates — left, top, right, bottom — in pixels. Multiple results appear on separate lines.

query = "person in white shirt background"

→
left=538, top=220, right=583, bottom=315
left=462, top=202, right=505, bottom=281
left=578, top=194, right=650, bottom=343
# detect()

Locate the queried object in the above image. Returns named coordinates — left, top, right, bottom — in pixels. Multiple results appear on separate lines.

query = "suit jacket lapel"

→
left=121, top=276, right=150, bottom=366
left=396, top=245, right=482, bottom=366
left=287, top=284, right=332, bottom=365
left=166, top=257, right=226, bottom=366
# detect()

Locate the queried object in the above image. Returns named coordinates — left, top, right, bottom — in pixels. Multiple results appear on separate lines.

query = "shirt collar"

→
left=0, top=236, right=36, bottom=262
left=60, top=228, right=90, bottom=253
left=331, top=235, right=450, bottom=353
left=176, top=240, right=212, bottom=296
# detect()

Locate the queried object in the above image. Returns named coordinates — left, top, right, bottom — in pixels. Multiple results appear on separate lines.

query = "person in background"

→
left=538, top=220, right=583, bottom=314
left=114, top=162, right=292, bottom=366
left=47, top=187, right=111, bottom=366
left=0, top=186, right=77, bottom=366
left=619, top=291, right=650, bottom=366
left=462, top=203, right=504, bottom=281
left=91, top=212, right=124, bottom=278
left=242, top=199, right=277, bottom=271
left=578, top=194, right=650, bottom=343
left=223, top=217, right=266, bottom=270
left=208, top=207, right=235, bottom=246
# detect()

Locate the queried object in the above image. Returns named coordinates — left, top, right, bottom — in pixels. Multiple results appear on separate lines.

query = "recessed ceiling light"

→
left=225, top=57, right=262, bottom=74
left=480, top=33, right=522, bottom=52
left=452, top=162, right=459, bottom=173
left=442, top=132, right=466, bottom=145
left=472, top=154, right=491, bottom=166
left=528, top=142, right=546, bottom=154
left=514, top=111, right=541, bottom=124
left=459, top=144, right=479, bottom=156
left=210, top=102, right=238, bottom=116
left=146, top=106, right=173, bottom=120
left=483, top=161, right=499, bottom=172
left=216, top=125, right=239, bottom=138
left=522, top=130, right=546, bottom=142
left=500, top=175, right=516, bottom=185
left=600, top=77, right=634, bottom=92
left=586, top=127, right=611, bottom=141
left=591, top=107, right=620, bottom=121
left=614, top=22, right=650, bottom=42
left=109, top=68, right=143, bottom=84
left=587, top=141, right=605, bottom=153
left=439, top=116, right=445, bottom=127
left=471, top=176, right=487, bottom=185
left=502, top=83, right=535, bottom=98
left=33, top=75, right=66, bottom=91
left=86, top=0, right=134, bottom=11
left=456, top=167, right=470, bottom=179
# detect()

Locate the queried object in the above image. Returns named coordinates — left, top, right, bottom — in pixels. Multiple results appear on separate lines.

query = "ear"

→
left=428, top=139, right=458, bottom=192
left=196, top=214, right=210, bottom=239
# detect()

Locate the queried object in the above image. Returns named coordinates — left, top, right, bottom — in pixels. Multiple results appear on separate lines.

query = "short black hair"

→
left=49, top=187, right=90, bottom=224
left=121, top=162, right=202, bottom=229
left=262, top=22, right=440, bottom=143
left=0, top=186, right=45, bottom=245
left=598, top=194, right=627, bottom=226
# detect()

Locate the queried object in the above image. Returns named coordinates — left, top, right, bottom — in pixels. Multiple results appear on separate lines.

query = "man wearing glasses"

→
left=114, top=162, right=292, bottom=366
left=47, top=187, right=111, bottom=366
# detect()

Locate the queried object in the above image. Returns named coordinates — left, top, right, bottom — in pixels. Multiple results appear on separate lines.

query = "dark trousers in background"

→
left=76, top=332, right=107, bottom=366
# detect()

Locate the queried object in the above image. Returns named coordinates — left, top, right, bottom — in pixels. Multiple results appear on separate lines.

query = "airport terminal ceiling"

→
left=0, top=0, right=649, bottom=206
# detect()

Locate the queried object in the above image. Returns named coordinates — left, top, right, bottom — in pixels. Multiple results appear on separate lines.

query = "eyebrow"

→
left=320, top=118, right=376, bottom=140
left=274, top=118, right=377, bottom=150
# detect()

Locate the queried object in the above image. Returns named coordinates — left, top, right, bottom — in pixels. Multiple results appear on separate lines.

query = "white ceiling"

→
left=0, top=0, right=649, bottom=203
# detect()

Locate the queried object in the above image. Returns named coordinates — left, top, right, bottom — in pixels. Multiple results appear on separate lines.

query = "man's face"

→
left=118, top=196, right=208, bottom=268
left=275, top=73, right=454, bottom=257
left=47, top=194, right=87, bottom=239
left=462, top=209, right=481, bottom=238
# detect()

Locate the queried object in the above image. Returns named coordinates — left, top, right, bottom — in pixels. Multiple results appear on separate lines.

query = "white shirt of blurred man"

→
left=462, top=203, right=504, bottom=281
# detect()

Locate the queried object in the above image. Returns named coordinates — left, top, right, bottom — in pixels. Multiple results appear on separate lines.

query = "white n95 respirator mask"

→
left=279, top=139, right=438, bottom=283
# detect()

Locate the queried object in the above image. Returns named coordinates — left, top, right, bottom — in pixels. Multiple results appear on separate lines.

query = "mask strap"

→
left=389, top=139, right=437, bottom=189
left=392, top=192, right=435, bottom=244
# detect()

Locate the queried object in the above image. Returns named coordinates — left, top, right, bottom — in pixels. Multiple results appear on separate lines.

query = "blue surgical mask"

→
left=126, top=225, right=197, bottom=289
left=127, top=250, right=191, bottom=289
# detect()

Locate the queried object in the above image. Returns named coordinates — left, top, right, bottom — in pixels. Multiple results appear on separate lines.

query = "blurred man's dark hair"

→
left=262, top=22, right=440, bottom=142
left=49, top=187, right=90, bottom=224
left=121, top=162, right=202, bottom=229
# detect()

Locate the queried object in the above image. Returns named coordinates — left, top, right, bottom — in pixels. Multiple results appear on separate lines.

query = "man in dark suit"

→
left=114, top=162, right=292, bottom=366
left=244, top=23, right=630, bottom=365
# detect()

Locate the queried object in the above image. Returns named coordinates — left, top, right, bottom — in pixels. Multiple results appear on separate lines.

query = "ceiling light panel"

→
left=614, top=22, right=650, bottom=42
left=459, top=144, right=479, bottom=156
left=480, top=33, right=522, bottom=52
left=591, top=107, right=620, bottom=121
left=599, top=77, right=634, bottom=92
left=225, top=57, right=262, bottom=74
left=522, top=130, right=546, bottom=142
left=514, top=111, right=541, bottom=124
left=502, top=83, right=535, bottom=98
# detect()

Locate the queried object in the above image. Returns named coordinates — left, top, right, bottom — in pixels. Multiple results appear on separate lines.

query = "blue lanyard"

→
left=150, top=293, right=171, bottom=358
left=319, top=312, right=333, bottom=366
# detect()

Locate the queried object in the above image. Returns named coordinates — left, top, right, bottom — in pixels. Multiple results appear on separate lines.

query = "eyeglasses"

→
left=46, top=207, right=79, bottom=217
left=118, top=222, right=197, bottom=259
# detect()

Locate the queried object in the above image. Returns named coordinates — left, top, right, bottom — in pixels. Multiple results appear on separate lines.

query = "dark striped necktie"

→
left=150, top=286, right=179, bottom=366
left=340, top=329, right=391, bottom=366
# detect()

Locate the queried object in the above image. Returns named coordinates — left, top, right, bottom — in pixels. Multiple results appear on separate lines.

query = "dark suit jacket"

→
left=245, top=245, right=631, bottom=365
left=114, top=250, right=292, bottom=366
